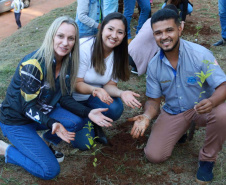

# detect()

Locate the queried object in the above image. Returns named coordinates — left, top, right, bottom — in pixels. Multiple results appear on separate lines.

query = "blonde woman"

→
left=0, top=16, right=111, bottom=179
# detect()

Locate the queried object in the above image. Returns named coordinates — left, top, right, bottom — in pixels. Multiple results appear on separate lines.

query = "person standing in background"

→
left=75, top=0, right=103, bottom=38
left=11, top=0, right=24, bottom=29
left=124, top=0, right=151, bottom=43
left=213, top=0, right=226, bottom=46
left=102, top=0, right=118, bottom=18
left=162, top=0, right=193, bottom=29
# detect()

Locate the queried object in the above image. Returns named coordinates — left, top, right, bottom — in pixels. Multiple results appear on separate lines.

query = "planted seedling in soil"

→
left=84, top=121, right=100, bottom=167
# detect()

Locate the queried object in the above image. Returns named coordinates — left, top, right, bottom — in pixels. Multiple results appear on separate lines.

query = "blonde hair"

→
left=33, top=16, right=79, bottom=95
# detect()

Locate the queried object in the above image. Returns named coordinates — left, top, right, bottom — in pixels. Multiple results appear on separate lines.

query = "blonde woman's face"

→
left=102, top=19, right=126, bottom=53
left=53, top=22, right=76, bottom=62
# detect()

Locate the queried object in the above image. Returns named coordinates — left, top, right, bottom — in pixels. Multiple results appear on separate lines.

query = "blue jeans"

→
left=162, top=3, right=193, bottom=18
left=43, top=104, right=94, bottom=150
left=219, top=0, right=226, bottom=39
left=124, top=0, right=151, bottom=39
left=0, top=105, right=94, bottom=179
left=82, top=95, right=124, bottom=121
left=102, top=0, right=118, bottom=18
left=14, top=12, right=21, bottom=28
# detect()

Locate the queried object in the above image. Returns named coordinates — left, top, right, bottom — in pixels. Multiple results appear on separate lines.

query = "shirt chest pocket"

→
left=184, top=71, right=200, bottom=88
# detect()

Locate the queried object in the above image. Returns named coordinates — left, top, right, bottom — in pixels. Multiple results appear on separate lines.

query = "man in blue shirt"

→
left=129, top=8, right=226, bottom=184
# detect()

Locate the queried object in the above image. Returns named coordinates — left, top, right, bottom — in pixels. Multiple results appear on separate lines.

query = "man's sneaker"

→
left=196, top=161, right=214, bottom=184
left=49, top=145, right=64, bottom=163
left=131, top=67, right=138, bottom=75
left=213, top=38, right=226, bottom=46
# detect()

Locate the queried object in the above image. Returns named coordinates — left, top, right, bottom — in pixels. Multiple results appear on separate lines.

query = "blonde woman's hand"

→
left=128, top=115, right=150, bottom=139
left=52, top=123, right=75, bottom=143
left=88, top=108, right=113, bottom=127
left=120, top=91, right=141, bottom=109
left=93, top=88, right=113, bottom=105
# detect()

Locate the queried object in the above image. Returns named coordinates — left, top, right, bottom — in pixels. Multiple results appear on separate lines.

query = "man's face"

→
left=152, top=19, right=182, bottom=52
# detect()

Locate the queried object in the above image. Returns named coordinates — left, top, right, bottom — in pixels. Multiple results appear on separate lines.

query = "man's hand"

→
left=52, top=123, right=75, bottom=143
left=88, top=108, right=113, bottom=127
left=121, top=91, right=141, bottom=109
left=93, top=88, right=113, bottom=105
left=128, top=115, right=150, bottom=139
left=194, top=99, right=213, bottom=114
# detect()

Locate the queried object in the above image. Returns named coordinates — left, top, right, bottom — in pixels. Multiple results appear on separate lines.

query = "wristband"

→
left=92, top=88, right=96, bottom=96
left=143, top=113, right=151, bottom=120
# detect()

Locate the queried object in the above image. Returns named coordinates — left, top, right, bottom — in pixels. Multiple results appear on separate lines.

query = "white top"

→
left=73, top=38, right=117, bottom=101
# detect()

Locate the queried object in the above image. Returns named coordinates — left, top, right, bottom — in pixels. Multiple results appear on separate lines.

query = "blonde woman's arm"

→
left=103, top=81, right=141, bottom=109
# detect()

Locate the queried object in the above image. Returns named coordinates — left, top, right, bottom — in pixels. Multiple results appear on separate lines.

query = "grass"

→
left=0, top=0, right=225, bottom=184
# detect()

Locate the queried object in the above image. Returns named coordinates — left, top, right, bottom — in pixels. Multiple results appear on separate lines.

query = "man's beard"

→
left=161, top=37, right=180, bottom=53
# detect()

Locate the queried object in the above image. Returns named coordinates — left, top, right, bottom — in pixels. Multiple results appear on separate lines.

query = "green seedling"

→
left=194, top=25, right=202, bottom=37
left=194, top=60, right=215, bottom=104
left=189, top=60, right=215, bottom=141
left=84, top=121, right=99, bottom=167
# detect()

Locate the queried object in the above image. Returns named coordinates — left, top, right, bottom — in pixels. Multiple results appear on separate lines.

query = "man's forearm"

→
left=209, top=82, right=226, bottom=107
left=144, top=98, right=161, bottom=120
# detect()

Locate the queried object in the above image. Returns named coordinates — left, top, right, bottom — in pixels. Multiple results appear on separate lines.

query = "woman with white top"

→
left=73, top=12, right=141, bottom=144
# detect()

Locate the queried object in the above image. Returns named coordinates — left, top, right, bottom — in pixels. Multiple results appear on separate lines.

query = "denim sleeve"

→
left=77, top=0, right=98, bottom=28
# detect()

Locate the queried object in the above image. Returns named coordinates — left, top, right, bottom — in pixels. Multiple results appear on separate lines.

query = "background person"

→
left=128, top=17, right=159, bottom=75
left=213, top=0, right=226, bottom=46
left=123, top=0, right=151, bottom=43
left=11, top=0, right=24, bottom=29
left=102, top=0, right=118, bottom=18
left=74, top=12, right=141, bottom=145
left=0, top=16, right=111, bottom=180
left=162, top=0, right=193, bottom=29
left=75, top=0, right=103, bottom=38
left=129, top=9, right=226, bottom=184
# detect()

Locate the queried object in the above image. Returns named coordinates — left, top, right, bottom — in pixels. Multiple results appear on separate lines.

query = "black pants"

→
left=129, top=55, right=137, bottom=71
left=14, top=12, right=21, bottom=28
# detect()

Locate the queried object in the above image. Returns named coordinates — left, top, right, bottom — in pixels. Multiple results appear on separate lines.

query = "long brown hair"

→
left=91, top=12, right=130, bottom=81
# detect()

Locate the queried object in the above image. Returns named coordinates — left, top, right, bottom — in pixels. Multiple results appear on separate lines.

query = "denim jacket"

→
left=76, top=0, right=103, bottom=38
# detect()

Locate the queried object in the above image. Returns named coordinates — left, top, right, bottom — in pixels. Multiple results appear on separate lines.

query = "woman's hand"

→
left=120, top=91, right=141, bottom=109
left=88, top=108, right=113, bottom=127
left=128, top=115, right=150, bottom=139
left=93, top=88, right=113, bottom=105
left=52, top=123, right=75, bottom=143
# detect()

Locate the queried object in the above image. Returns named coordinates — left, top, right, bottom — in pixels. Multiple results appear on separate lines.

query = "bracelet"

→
left=92, top=88, right=96, bottom=96
left=143, top=113, right=151, bottom=120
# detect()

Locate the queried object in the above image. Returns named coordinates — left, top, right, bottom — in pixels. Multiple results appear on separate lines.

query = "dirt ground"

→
left=0, top=0, right=75, bottom=42
left=0, top=0, right=225, bottom=184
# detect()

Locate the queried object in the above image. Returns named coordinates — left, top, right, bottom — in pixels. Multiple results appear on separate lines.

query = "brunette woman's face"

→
left=101, top=19, right=126, bottom=53
left=53, top=23, right=76, bottom=62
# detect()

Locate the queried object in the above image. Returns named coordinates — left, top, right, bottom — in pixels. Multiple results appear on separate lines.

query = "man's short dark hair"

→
left=151, top=8, right=180, bottom=28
